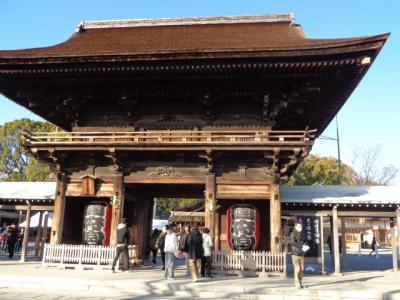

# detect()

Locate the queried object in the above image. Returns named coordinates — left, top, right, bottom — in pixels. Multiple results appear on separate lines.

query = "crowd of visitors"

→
left=0, top=223, right=24, bottom=259
left=112, top=221, right=214, bottom=282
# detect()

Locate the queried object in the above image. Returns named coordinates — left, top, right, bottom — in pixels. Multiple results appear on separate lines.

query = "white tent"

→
left=19, top=212, right=52, bottom=228
left=152, top=219, right=169, bottom=230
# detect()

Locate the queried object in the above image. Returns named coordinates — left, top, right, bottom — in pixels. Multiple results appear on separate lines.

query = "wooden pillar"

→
left=397, top=209, right=400, bottom=261
left=40, top=211, right=49, bottom=257
left=50, top=173, right=67, bottom=244
left=320, top=216, right=326, bottom=274
left=215, top=210, right=221, bottom=250
left=270, top=184, right=281, bottom=252
left=331, top=207, right=340, bottom=274
left=341, top=217, right=347, bottom=272
left=34, top=212, right=43, bottom=256
left=20, top=202, right=32, bottom=262
left=18, top=211, right=23, bottom=225
left=110, top=173, right=125, bottom=246
left=392, top=225, right=398, bottom=271
left=205, top=174, right=216, bottom=239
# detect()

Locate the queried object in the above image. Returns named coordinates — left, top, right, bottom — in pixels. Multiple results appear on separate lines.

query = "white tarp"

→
left=152, top=219, right=169, bottom=230
left=19, top=212, right=52, bottom=228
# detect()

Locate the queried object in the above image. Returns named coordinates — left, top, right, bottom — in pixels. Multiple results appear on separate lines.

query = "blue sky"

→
left=1, top=0, right=399, bottom=184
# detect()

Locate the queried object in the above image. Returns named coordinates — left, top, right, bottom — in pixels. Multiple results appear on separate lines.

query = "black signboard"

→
left=297, top=216, right=321, bottom=257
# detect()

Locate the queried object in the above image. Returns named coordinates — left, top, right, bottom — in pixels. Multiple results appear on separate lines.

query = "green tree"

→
left=156, top=198, right=201, bottom=213
left=0, top=118, right=57, bottom=181
left=288, top=155, right=356, bottom=185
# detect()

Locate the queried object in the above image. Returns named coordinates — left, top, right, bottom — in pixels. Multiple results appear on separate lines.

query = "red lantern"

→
left=226, top=204, right=260, bottom=250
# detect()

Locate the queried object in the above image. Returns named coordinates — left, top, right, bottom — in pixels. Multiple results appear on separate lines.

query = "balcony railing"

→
left=23, top=129, right=316, bottom=147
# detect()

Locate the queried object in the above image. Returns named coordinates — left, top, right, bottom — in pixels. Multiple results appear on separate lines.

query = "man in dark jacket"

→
left=290, top=221, right=308, bottom=288
left=155, top=225, right=168, bottom=270
left=186, top=225, right=203, bottom=282
left=6, top=224, right=18, bottom=259
left=178, top=225, right=190, bottom=277
left=111, top=218, right=130, bottom=272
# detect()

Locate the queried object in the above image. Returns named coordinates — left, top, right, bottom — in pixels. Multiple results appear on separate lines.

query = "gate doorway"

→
left=123, top=183, right=205, bottom=262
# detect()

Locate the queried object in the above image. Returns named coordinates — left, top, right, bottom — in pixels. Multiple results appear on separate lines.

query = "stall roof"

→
left=281, top=186, right=400, bottom=205
left=0, top=182, right=56, bottom=203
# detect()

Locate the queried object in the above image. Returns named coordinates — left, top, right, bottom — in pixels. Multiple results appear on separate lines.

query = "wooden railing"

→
left=23, top=129, right=316, bottom=147
left=42, top=244, right=138, bottom=270
left=212, top=250, right=286, bottom=277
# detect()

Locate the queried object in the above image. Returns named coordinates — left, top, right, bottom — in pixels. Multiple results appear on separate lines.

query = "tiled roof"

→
left=0, top=14, right=387, bottom=60
left=281, top=186, right=400, bottom=204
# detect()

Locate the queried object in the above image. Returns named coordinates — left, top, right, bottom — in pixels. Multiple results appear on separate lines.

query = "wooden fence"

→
left=42, top=244, right=138, bottom=270
left=212, top=250, right=286, bottom=278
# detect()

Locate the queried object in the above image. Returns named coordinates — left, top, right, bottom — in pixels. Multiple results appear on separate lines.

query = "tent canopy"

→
left=19, top=212, right=52, bottom=228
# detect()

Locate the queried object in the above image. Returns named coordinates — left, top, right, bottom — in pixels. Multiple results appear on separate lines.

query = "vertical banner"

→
left=297, top=216, right=321, bottom=257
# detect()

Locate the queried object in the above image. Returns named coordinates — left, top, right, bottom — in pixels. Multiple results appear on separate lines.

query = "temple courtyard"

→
left=0, top=248, right=399, bottom=300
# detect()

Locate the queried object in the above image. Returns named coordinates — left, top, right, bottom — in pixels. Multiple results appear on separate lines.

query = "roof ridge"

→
left=77, top=14, right=295, bottom=31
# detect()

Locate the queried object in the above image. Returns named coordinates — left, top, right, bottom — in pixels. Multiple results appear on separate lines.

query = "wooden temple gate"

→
left=0, top=15, right=388, bottom=271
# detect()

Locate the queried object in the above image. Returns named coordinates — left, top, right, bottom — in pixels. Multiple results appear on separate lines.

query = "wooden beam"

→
left=124, top=177, right=205, bottom=185
left=331, top=207, right=340, bottom=274
left=270, top=184, right=281, bottom=252
left=0, top=205, right=54, bottom=211
left=20, top=203, right=31, bottom=262
left=50, top=173, right=67, bottom=244
left=282, top=210, right=397, bottom=218
left=110, top=173, right=125, bottom=246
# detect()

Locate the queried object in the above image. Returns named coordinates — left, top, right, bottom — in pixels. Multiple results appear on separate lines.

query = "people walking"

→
left=156, top=225, right=168, bottom=270
left=369, top=237, right=378, bottom=256
left=164, top=225, right=178, bottom=280
left=186, top=225, right=203, bottom=282
left=201, top=227, right=213, bottom=278
left=149, top=228, right=159, bottom=265
left=111, top=218, right=130, bottom=273
left=290, top=221, right=309, bottom=289
left=6, top=224, right=18, bottom=259
left=178, top=225, right=190, bottom=277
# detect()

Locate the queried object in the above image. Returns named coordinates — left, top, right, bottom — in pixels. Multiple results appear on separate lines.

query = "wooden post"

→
left=215, top=210, right=221, bottom=250
left=50, top=173, right=67, bottom=244
left=18, top=210, right=23, bottom=225
left=205, top=174, right=216, bottom=239
left=110, top=173, right=125, bottom=246
left=392, top=226, right=398, bottom=271
left=270, top=184, right=281, bottom=252
left=40, top=211, right=49, bottom=257
left=34, top=212, right=43, bottom=256
left=331, top=207, right=340, bottom=274
left=320, top=215, right=326, bottom=274
left=20, top=202, right=32, bottom=262
left=341, top=217, right=347, bottom=272
left=397, top=209, right=400, bottom=261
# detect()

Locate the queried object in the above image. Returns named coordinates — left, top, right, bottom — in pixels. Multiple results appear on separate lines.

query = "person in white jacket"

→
left=163, top=225, right=178, bottom=279
left=201, top=228, right=213, bottom=278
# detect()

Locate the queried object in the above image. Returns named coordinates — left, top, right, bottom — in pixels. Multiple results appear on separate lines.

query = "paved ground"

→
left=0, top=247, right=399, bottom=299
